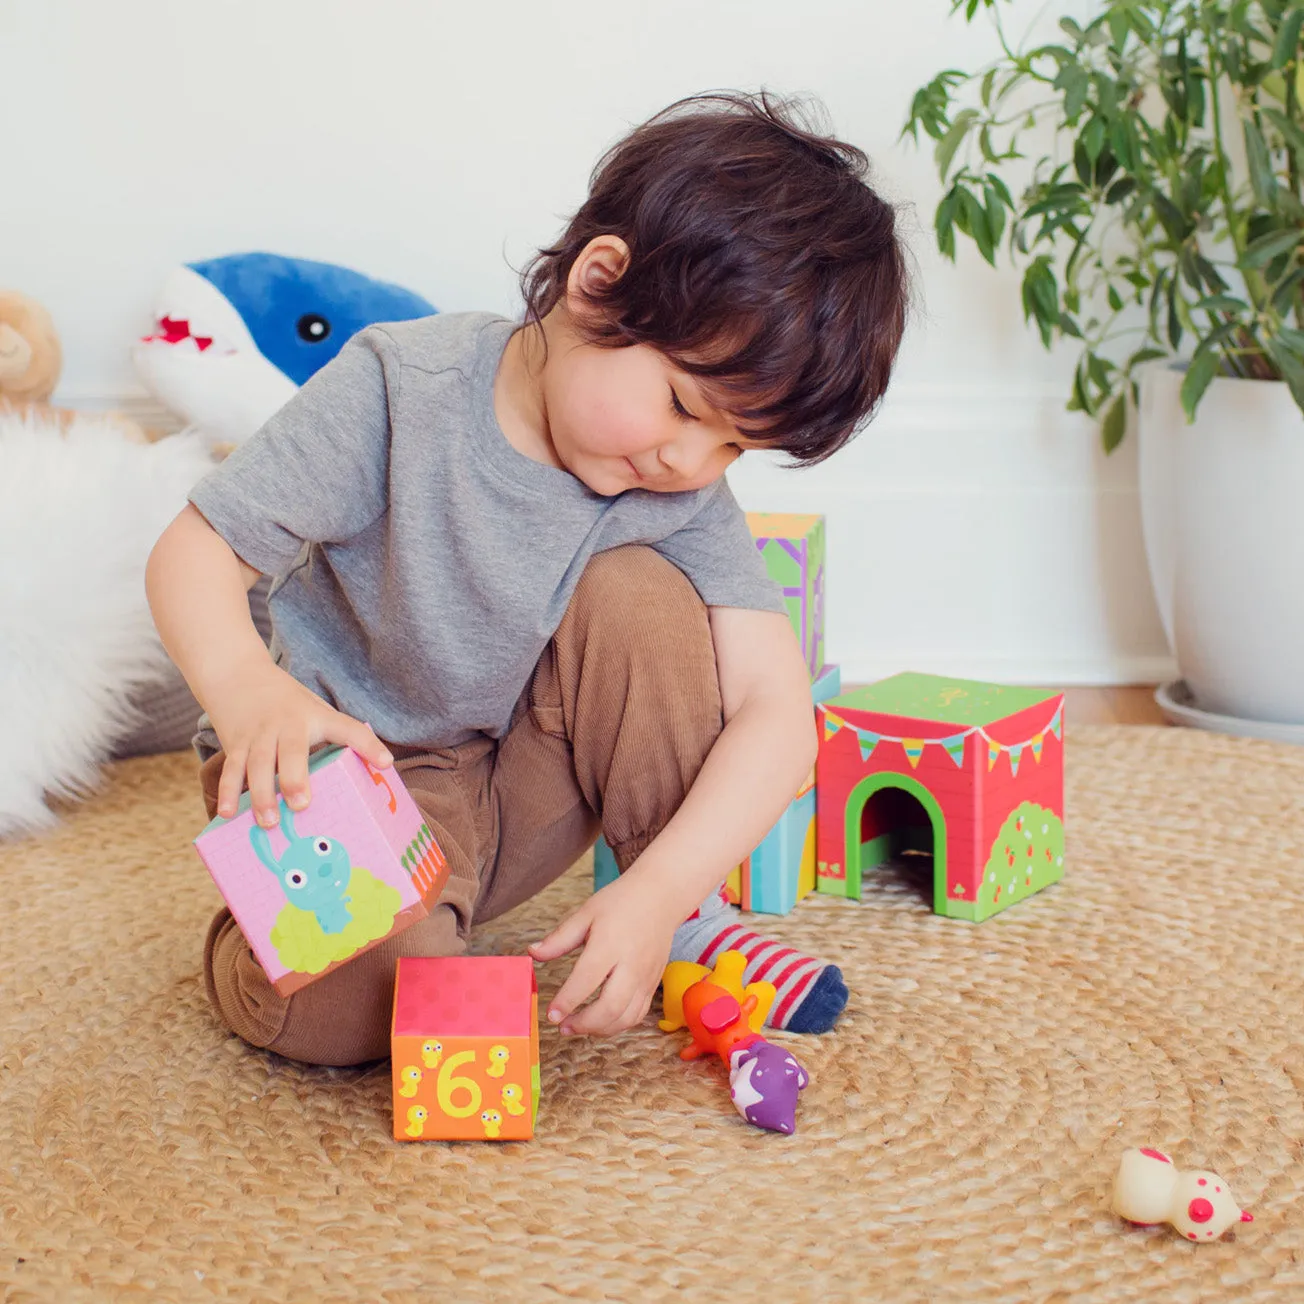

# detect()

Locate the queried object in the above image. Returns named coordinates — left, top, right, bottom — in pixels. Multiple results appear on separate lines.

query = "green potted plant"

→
left=904, top=0, right=1304, bottom=735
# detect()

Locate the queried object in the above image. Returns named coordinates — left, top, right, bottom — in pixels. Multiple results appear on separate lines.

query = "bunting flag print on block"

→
left=746, top=512, right=825, bottom=679
left=194, top=745, right=450, bottom=997
left=816, top=673, right=1065, bottom=923
left=391, top=955, right=540, bottom=1141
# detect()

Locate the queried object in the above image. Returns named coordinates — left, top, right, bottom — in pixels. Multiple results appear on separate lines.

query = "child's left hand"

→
left=527, top=870, right=682, bottom=1037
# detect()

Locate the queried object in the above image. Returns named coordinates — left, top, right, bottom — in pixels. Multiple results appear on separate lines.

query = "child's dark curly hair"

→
left=519, top=89, right=912, bottom=464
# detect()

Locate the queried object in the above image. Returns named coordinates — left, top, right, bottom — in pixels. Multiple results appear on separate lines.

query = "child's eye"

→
left=669, top=386, right=695, bottom=420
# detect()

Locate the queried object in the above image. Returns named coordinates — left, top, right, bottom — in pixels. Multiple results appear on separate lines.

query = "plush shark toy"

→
left=133, top=252, right=436, bottom=447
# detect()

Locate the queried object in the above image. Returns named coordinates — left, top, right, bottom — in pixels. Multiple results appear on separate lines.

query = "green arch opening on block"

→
left=844, top=771, right=949, bottom=916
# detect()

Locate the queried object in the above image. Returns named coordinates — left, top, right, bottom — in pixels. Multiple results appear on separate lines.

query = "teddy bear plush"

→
left=0, top=290, right=62, bottom=408
left=0, top=290, right=150, bottom=441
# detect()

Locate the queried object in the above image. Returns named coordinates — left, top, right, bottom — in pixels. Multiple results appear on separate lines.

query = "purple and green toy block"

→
left=746, top=512, right=825, bottom=679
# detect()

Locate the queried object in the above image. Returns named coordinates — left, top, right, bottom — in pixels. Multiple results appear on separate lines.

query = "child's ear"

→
left=566, top=234, right=630, bottom=319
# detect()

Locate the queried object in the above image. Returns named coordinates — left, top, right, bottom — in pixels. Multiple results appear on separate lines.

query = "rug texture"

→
left=1, top=725, right=1301, bottom=1302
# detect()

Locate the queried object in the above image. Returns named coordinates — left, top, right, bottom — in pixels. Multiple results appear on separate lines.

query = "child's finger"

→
left=546, top=948, right=611, bottom=1028
left=216, top=749, right=249, bottom=819
left=527, top=909, right=591, bottom=964
left=336, top=714, right=393, bottom=769
left=276, top=733, right=312, bottom=812
left=561, top=974, right=636, bottom=1037
left=246, top=738, right=281, bottom=827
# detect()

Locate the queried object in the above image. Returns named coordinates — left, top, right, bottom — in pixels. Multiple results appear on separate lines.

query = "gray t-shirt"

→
left=187, top=312, right=784, bottom=757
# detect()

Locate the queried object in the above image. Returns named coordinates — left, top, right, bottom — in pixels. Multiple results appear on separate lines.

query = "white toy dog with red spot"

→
left=1112, top=1147, right=1254, bottom=1241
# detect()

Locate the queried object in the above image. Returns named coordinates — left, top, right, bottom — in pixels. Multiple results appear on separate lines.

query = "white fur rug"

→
left=0, top=410, right=215, bottom=838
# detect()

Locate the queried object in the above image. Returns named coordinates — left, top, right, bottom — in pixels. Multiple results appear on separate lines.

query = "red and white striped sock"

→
left=669, top=887, right=848, bottom=1033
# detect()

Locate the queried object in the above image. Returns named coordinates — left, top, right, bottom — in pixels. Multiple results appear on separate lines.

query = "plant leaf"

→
left=1243, top=120, right=1280, bottom=209
left=1266, top=335, right=1304, bottom=412
left=1102, top=393, right=1127, bottom=453
left=1271, top=6, right=1304, bottom=69
left=936, top=108, right=980, bottom=181
left=1179, top=348, right=1221, bottom=421
left=1240, top=227, right=1303, bottom=268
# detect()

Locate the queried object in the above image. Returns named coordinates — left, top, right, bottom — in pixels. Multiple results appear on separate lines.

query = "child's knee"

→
left=572, top=545, right=706, bottom=632
left=566, top=545, right=716, bottom=683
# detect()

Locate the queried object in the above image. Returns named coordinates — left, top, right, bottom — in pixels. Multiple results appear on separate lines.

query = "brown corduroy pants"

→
left=198, top=545, right=724, bottom=1066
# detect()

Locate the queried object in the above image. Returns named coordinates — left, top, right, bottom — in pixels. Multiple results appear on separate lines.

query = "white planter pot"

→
left=1138, top=363, right=1304, bottom=727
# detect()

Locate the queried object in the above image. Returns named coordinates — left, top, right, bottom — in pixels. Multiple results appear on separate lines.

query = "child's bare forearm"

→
left=145, top=504, right=270, bottom=712
left=620, top=691, right=817, bottom=922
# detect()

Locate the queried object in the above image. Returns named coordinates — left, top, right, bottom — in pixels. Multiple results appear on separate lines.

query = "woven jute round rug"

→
left=2, top=725, right=1302, bottom=1302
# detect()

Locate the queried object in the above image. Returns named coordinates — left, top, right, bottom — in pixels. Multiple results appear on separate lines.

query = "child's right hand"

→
left=204, top=658, right=393, bottom=826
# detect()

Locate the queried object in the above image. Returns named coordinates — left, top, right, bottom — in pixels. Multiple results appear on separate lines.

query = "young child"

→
left=146, top=90, right=910, bottom=1067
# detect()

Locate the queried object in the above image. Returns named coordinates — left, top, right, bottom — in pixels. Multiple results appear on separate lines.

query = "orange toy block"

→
left=390, top=955, right=540, bottom=1141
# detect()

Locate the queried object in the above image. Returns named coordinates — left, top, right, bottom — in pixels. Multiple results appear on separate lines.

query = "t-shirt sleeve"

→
left=186, top=326, right=396, bottom=575
left=653, top=479, right=787, bottom=614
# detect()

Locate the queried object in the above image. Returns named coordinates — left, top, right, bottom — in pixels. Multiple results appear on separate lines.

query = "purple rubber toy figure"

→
left=661, top=953, right=811, bottom=1134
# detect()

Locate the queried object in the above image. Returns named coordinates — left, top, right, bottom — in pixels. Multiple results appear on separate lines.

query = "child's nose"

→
left=659, top=431, right=714, bottom=481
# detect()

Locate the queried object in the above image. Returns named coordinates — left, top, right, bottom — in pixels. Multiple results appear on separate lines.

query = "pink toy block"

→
left=391, top=956, right=540, bottom=1141
left=194, top=745, right=450, bottom=996
left=816, top=673, right=1065, bottom=922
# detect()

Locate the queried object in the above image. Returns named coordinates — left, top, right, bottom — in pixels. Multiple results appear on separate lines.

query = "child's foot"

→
left=669, top=888, right=848, bottom=1033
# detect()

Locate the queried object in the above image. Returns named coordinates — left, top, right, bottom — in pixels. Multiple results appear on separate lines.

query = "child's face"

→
left=540, top=334, right=756, bottom=498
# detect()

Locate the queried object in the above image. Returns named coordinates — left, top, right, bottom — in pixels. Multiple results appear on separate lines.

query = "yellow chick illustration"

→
left=481, top=1109, right=503, bottom=1139
left=421, top=1039, right=443, bottom=1069
left=404, top=1105, right=429, bottom=1138
left=501, top=1083, right=526, bottom=1116
left=486, top=1045, right=511, bottom=1078
left=398, top=1064, right=423, bottom=1098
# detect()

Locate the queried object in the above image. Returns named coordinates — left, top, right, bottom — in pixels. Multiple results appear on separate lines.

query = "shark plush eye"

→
left=314, top=838, right=332, bottom=855
left=297, top=313, right=331, bottom=343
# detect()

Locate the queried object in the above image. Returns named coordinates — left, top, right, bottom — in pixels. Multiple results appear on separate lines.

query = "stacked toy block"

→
left=816, top=673, right=1065, bottom=922
left=749, top=512, right=825, bottom=678
left=391, top=955, right=540, bottom=1141
left=595, top=512, right=833, bottom=916
left=194, top=745, right=450, bottom=996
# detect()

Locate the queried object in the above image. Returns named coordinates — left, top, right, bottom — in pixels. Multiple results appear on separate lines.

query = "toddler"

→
left=146, top=90, right=910, bottom=1066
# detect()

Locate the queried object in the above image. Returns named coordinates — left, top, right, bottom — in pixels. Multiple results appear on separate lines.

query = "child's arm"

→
left=529, top=606, right=815, bottom=1036
left=146, top=504, right=393, bottom=825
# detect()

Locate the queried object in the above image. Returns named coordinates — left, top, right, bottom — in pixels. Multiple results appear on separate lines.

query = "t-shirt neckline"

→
left=470, top=316, right=608, bottom=504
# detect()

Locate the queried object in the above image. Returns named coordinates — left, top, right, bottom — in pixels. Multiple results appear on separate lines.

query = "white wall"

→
left=0, top=0, right=1174, bottom=686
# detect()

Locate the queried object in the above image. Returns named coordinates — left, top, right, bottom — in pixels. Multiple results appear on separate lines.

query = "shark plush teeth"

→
left=133, top=252, right=436, bottom=448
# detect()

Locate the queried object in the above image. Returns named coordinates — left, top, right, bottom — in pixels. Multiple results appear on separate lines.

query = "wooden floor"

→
left=1056, top=685, right=1166, bottom=725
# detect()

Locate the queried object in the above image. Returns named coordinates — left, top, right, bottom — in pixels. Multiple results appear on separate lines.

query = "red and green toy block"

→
left=816, top=673, right=1065, bottom=922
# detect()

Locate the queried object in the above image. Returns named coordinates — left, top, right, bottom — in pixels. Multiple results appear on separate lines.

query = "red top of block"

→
left=393, top=955, right=536, bottom=1038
